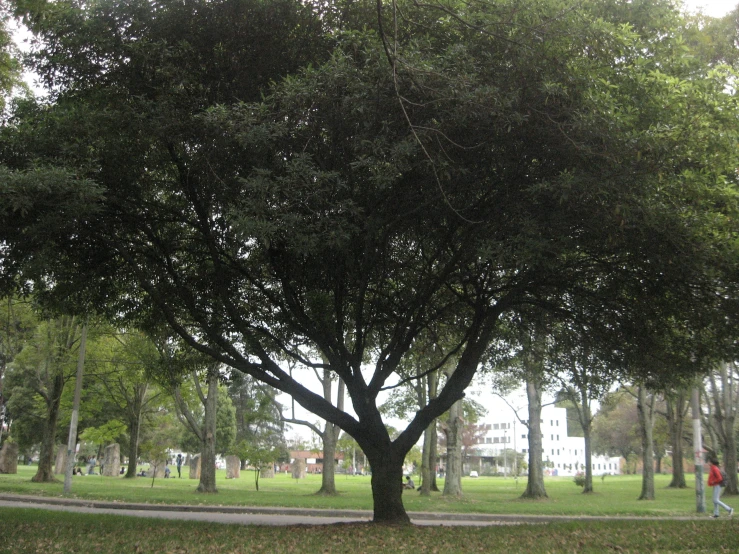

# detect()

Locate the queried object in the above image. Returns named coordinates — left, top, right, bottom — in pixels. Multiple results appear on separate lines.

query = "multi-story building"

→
left=468, top=404, right=621, bottom=477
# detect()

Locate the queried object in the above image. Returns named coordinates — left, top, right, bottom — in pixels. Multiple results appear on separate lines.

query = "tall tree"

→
left=5, top=0, right=739, bottom=522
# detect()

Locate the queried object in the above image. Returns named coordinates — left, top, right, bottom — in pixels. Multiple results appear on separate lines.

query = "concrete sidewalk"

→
left=0, top=493, right=704, bottom=526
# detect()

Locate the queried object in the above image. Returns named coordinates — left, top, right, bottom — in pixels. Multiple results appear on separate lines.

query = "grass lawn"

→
left=0, top=507, right=737, bottom=553
left=0, top=465, right=731, bottom=517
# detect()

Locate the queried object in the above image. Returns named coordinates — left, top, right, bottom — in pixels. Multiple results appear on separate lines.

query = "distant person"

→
left=164, top=466, right=171, bottom=478
left=120, top=466, right=126, bottom=475
left=87, top=456, right=96, bottom=475
left=403, top=476, right=415, bottom=490
left=176, top=454, right=183, bottom=478
left=708, top=456, right=734, bottom=518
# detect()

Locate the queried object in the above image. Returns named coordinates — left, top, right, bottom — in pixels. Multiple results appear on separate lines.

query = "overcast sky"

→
left=683, top=0, right=736, bottom=17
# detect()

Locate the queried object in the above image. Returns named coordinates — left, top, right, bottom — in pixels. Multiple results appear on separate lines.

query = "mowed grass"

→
left=0, top=507, right=737, bottom=553
left=0, top=465, right=729, bottom=517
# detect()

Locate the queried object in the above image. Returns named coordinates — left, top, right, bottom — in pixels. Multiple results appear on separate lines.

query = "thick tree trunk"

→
left=637, top=386, right=655, bottom=500
left=32, top=371, right=64, bottom=483
left=522, top=379, right=548, bottom=499
left=442, top=398, right=463, bottom=497
left=196, top=368, right=218, bottom=493
left=666, top=390, right=687, bottom=488
left=367, top=448, right=410, bottom=524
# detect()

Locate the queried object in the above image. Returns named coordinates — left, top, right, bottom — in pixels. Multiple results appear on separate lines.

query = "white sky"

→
left=683, top=0, right=737, bottom=17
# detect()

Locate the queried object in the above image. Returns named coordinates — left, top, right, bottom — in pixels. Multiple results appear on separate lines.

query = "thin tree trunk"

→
left=522, top=379, right=548, bottom=499
left=442, top=398, right=463, bottom=497
left=196, top=367, right=218, bottom=493
left=419, top=418, right=433, bottom=496
left=577, top=384, right=594, bottom=494
left=124, top=404, right=142, bottom=479
left=666, top=389, right=687, bottom=488
left=316, top=371, right=343, bottom=496
left=637, top=385, right=655, bottom=500
left=428, top=370, right=440, bottom=492
left=32, top=370, right=64, bottom=483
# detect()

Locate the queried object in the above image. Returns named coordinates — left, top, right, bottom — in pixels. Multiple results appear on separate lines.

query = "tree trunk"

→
left=32, top=370, right=64, bottom=483
left=522, top=379, right=548, bottom=499
left=316, top=371, right=343, bottom=495
left=578, top=384, right=594, bottom=494
left=317, top=422, right=338, bottom=495
left=442, top=398, right=463, bottom=497
left=637, top=385, right=655, bottom=500
left=367, top=448, right=410, bottom=524
left=429, top=427, right=440, bottom=491
left=714, top=363, right=738, bottom=495
left=428, top=370, right=440, bottom=492
left=582, top=419, right=594, bottom=494
left=196, top=367, right=218, bottom=493
left=419, top=419, right=434, bottom=496
left=666, top=390, right=687, bottom=488
left=124, top=387, right=145, bottom=479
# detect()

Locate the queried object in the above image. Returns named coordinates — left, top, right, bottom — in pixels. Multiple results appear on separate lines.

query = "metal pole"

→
left=64, top=323, right=87, bottom=495
left=691, top=384, right=705, bottom=513
left=503, top=429, right=507, bottom=477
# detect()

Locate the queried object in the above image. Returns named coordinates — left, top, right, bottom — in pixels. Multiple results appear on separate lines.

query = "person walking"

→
left=176, top=453, right=183, bottom=478
left=708, top=456, right=734, bottom=519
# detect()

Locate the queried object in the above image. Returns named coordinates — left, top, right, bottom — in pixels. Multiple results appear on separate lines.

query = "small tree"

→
left=236, top=441, right=280, bottom=492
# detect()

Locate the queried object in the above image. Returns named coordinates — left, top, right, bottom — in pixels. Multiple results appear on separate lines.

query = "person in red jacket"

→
left=707, top=456, right=733, bottom=518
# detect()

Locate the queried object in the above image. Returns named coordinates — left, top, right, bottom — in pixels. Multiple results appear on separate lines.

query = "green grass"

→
left=0, top=507, right=737, bottom=553
left=0, top=465, right=728, bottom=517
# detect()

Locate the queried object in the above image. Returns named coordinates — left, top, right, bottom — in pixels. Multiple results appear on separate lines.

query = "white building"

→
left=469, top=404, right=620, bottom=477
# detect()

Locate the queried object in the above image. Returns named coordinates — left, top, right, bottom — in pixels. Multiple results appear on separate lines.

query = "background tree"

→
left=228, top=372, right=286, bottom=470
left=5, top=315, right=84, bottom=481
left=172, top=366, right=223, bottom=493
left=0, top=296, right=37, bottom=446
left=663, top=387, right=690, bottom=488
left=704, top=362, right=738, bottom=494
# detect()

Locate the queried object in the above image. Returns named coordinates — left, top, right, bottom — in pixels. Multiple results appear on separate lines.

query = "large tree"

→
left=4, top=0, right=739, bottom=522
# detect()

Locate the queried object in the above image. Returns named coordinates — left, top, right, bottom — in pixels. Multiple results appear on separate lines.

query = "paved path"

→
left=0, top=493, right=704, bottom=527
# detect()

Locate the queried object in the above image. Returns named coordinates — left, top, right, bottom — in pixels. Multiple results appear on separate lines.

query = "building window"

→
left=556, top=420, right=559, bottom=426
left=551, top=434, right=554, bottom=440
left=522, top=434, right=527, bottom=439
left=556, top=435, right=559, bottom=441
left=551, top=449, right=555, bottom=455
left=486, top=438, right=492, bottom=444
left=557, top=449, right=560, bottom=455
left=493, top=437, right=499, bottom=443
left=493, top=423, right=499, bottom=430
left=550, top=420, right=553, bottom=426
left=523, top=449, right=528, bottom=453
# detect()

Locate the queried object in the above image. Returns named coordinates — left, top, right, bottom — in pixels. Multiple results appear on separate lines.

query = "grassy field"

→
left=0, top=507, right=737, bottom=553
left=0, top=465, right=730, bottom=517
left=2, top=466, right=737, bottom=553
